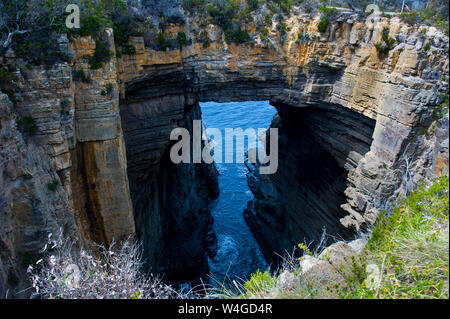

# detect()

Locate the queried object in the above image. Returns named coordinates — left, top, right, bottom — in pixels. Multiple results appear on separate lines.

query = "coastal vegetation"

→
left=26, top=175, right=448, bottom=299
left=0, top=0, right=448, bottom=300
left=215, top=176, right=449, bottom=299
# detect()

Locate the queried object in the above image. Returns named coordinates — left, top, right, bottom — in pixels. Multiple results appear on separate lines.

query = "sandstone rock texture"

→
left=127, top=12, right=447, bottom=268
left=0, top=9, right=448, bottom=295
left=298, top=238, right=367, bottom=294
left=116, top=12, right=448, bottom=267
left=0, top=92, right=79, bottom=297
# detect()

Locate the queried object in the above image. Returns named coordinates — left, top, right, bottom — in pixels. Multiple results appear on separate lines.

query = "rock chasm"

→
left=0, top=10, right=448, bottom=295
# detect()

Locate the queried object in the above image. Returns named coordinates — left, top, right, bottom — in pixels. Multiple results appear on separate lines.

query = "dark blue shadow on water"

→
left=200, top=101, right=277, bottom=287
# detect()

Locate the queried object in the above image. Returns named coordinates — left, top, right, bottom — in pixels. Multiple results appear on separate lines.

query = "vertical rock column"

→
left=69, top=30, right=135, bottom=247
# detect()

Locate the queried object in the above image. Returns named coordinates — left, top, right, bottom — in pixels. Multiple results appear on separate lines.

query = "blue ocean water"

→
left=200, top=101, right=277, bottom=286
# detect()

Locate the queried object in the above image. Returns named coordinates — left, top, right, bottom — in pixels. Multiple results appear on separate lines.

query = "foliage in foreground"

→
left=28, top=234, right=183, bottom=299
left=345, top=175, right=449, bottom=299
left=221, top=175, right=449, bottom=299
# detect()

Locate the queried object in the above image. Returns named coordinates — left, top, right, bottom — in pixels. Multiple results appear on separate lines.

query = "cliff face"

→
left=245, top=103, right=377, bottom=265
left=69, top=32, right=135, bottom=247
left=121, top=84, right=220, bottom=281
left=0, top=8, right=448, bottom=295
left=118, top=11, right=448, bottom=264
left=0, top=92, right=79, bottom=297
left=0, top=31, right=137, bottom=296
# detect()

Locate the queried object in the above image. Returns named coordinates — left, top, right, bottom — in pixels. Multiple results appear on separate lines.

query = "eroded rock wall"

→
left=118, top=11, right=448, bottom=264
left=0, top=8, right=448, bottom=295
left=121, top=68, right=219, bottom=281
left=0, top=92, right=79, bottom=298
left=69, top=32, right=135, bottom=247
left=0, top=31, right=136, bottom=296
left=245, top=102, right=377, bottom=266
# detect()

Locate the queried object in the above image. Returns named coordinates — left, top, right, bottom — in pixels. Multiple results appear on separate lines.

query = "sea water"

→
left=200, top=101, right=277, bottom=287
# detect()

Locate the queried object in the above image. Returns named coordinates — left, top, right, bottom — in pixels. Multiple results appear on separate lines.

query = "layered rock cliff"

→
left=0, top=7, right=448, bottom=296
left=0, top=91, right=79, bottom=297
left=117, top=10, right=448, bottom=267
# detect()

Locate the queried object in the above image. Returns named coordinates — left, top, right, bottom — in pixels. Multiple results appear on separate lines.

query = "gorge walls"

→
left=245, top=102, right=377, bottom=266
left=121, top=66, right=219, bottom=282
left=117, top=11, right=448, bottom=267
left=69, top=33, right=135, bottom=248
left=0, top=9, right=448, bottom=295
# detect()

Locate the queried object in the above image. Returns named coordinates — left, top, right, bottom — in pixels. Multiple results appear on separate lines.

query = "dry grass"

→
left=27, top=233, right=185, bottom=299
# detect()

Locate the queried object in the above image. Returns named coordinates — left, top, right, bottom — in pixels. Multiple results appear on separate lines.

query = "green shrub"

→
left=89, top=40, right=112, bottom=69
left=319, top=6, right=338, bottom=18
left=111, top=8, right=142, bottom=55
left=46, top=179, right=60, bottom=192
left=233, top=29, right=251, bottom=43
left=317, top=17, right=329, bottom=33
left=106, top=83, right=114, bottom=95
left=17, top=116, right=38, bottom=135
left=344, top=176, right=449, bottom=299
left=276, top=23, right=289, bottom=34
left=243, top=269, right=276, bottom=297
left=176, top=32, right=188, bottom=49
left=101, top=83, right=115, bottom=97
left=73, top=70, right=91, bottom=84
left=247, top=0, right=259, bottom=11
left=60, top=99, right=70, bottom=118
left=399, top=10, right=423, bottom=25
left=202, top=40, right=211, bottom=49
left=280, top=0, right=296, bottom=14
left=0, top=0, right=144, bottom=67
left=156, top=32, right=170, bottom=51
left=399, top=9, right=449, bottom=35
left=260, top=27, right=270, bottom=41
left=297, top=33, right=310, bottom=42
left=1, top=0, right=72, bottom=65
left=225, top=173, right=449, bottom=300
left=182, top=0, right=208, bottom=11
left=11, top=30, right=68, bottom=66
left=375, top=27, right=396, bottom=56
left=79, top=15, right=103, bottom=37
left=122, top=44, right=136, bottom=55
left=432, top=91, right=449, bottom=121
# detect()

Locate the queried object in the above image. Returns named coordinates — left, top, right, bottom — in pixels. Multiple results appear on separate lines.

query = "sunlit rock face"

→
left=0, top=7, right=448, bottom=294
left=117, top=11, right=448, bottom=272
